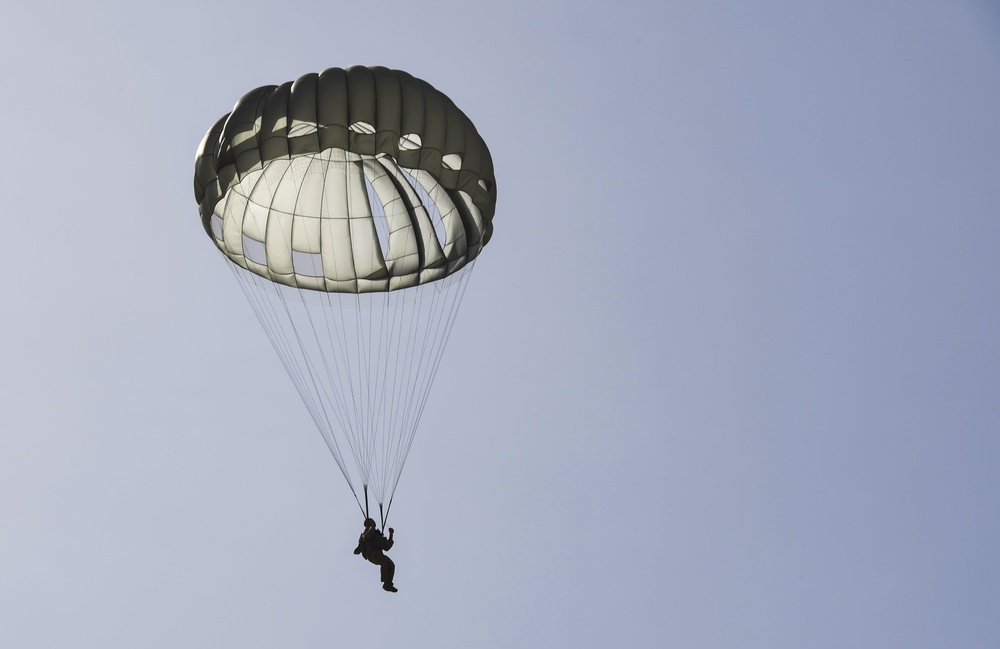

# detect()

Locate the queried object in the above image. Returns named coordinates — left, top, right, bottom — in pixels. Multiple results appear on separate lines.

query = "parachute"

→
left=194, top=66, right=496, bottom=526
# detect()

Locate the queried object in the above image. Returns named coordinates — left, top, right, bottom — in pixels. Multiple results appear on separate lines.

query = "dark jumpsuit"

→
left=355, top=528, right=395, bottom=587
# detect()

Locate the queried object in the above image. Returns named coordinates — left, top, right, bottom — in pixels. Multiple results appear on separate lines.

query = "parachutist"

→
left=354, top=518, right=397, bottom=592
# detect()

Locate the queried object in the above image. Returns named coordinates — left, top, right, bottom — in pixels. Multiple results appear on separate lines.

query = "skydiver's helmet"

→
left=364, top=518, right=376, bottom=529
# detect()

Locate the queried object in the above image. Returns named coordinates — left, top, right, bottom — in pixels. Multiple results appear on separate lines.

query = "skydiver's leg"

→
left=380, top=557, right=395, bottom=586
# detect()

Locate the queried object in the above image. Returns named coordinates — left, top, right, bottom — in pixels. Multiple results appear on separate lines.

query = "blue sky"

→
left=2, top=1, right=998, bottom=647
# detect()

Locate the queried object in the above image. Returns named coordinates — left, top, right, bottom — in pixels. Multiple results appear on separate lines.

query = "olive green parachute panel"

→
left=260, top=82, right=292, bottom=163
left=288, top=73, right=320, bottom=156
left=417, top=83, right=446, bottom=179
left=195, top=66, right=495, bottom=293
left=452, top=190, right=484, bottom=256
left=346, top=66, right=377, bottom=140
left=316, top=69, right=350, bottom=152
left=194, top=114, right=225, bottom=204
left=195, top=114, right=228, bottom=238
left=217, top=86, right=272, bottom=174
left=373, top=67, right=403, bottom=157
left=439, top=96, right=467, bottom=192
left=396, top=74, right=427, bottom=171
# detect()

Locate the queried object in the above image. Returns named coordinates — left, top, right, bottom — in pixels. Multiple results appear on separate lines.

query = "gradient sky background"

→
left=2, top=1, right=999, bottom=647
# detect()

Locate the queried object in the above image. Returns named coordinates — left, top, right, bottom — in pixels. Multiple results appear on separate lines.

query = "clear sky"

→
left=2, top=1, right=999, bottom=647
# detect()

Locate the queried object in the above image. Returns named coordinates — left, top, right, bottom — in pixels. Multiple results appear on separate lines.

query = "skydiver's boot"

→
left=383, top=582, right=398, bottom=593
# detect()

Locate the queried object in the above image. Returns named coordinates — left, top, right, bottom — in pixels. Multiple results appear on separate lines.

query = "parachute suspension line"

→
left=363, top=301, right=380, bottom=489
left=378, top=502, right=385, bottom=531
left=273, top=283, right=358, bottom=487
left=300, top=288, right=369, bottom=486
left=372, top=289, right=394, bottom=498
left=225, top=260, right=359, bottom=502
left=293, top=152, right=367, bottom=486
left=368, top=287, right=403, bottom=502
left=275, top=288, right=336, bottom=433
left=285, top=279, right=383, bottom=501
left=344, top=294, right=371, bottom=485
left=401, top=279, right=450, bottom=456
left=226, top=264, right=363, bottom=514
left=381, top=289, right=410, bottom=500
left=370, top=292, right=393, bottom=495
left=295, top=292, right=368, bottom=513
left=380, top=260, right=475, bottom=529
left=389, top=262, right=476, bottom=498
left=227, top=266, right=306, bottom=411
left=221, top=245, right=476, bottom=514
left=364, top=485, right=370, bottom=520
left=229, top=264, right=318, bottom=450
left=379, top=265, right=476, bottom=501
left=388, top=283, right=433, bottom=500
left=341, top=293, right=372, bottom=486
left=383, top=496, right=394, bottom=529
left=301, top=292, right=354, bottom=448
left=339, top=161, right=372, bottom=487
left=316, top=289, right=365, bottom=483
left=383, top=286, right=428, bottom=496
left=270, top=280, right=369, bottom=515
left=226, top=262, right=329, bottom=444
left=356, top=296, right=378, bottom=495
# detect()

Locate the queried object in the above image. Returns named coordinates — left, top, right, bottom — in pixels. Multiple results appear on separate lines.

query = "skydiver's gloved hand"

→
left=388, top=528, right=394, bottom=538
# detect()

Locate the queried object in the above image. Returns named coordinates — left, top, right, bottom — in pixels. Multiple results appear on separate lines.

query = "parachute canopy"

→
left=194, top=67, right=496, bottom=523
left=195, top=65, right=496, bottom=293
